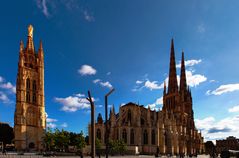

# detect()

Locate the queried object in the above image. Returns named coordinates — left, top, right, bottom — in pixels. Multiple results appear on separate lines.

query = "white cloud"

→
left=136, top=80, right=143, bottom=84
left=229, top=105, right=239, bottom=113
left=0, top=82, right=16, bottom=93
left=186, top=70, right=207, bottom=87
left=176, top=59, right=202, bottom=68
left=197, top=23, right=206, bottom=33
left=209, top=80, right=217, bottom=83
left=0, top=91, right=10, bottom=103
left=61, top=122, right=68, bottom=128
left=55, top=93, right=93, bottom=112
left=93, top=79, right=113, bottom=89
left=144, top=80, right=163, bottom=90
left=156, top=97, right=163, bottom=105
left=100, top=81, right=113, bottom=89
left=133, top=57, right=206, bottom=92
left=195, top=115, right=239, bottom=141
left=107, top=72, right=111, bottom=75
left=78, top=65, right=96, bottom=76
left=207, top=83, right=239, bottom=95
left=47, top=123, right=57, bottom=128
left=97, top=104, right=103, bottom=108
left=93, top=79, right=101, bottom=84
left=46, top=118, right=58, bottom=123
left=146, top=96, right=163, bottom=111
left=36, top=0, right=50, bottom=18
left=83, top=10, right=95, bottom=22
left=75, top=93, right=85, bottom=97
left=0, top=76, right=4, bottom=82
left=134, top=70, right=206, bottom=92
left=206, top=90, right=211, bottom=96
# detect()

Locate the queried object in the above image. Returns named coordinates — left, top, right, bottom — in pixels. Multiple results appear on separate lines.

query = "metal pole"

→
left=105, top=88, right=115, bottom=158
left=105, top=95, right=108, bottom=158
left=87, top=91, right=95, bottom=158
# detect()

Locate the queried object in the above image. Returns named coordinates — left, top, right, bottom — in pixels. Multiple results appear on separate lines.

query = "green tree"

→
left=0, top=123, right=14, bottom=149
left=43, top=127, right=54, bottom=151
left=43, top=128, right=86, bottom=153
left=95, top=138, right=102, bottom=156
left=109, top=139, right=126, bottom=155
left=75, top=131, right=86, bottom=151
left=118, top=140, right=126, bottom=155
left=53, top=129, right=70, bottom=152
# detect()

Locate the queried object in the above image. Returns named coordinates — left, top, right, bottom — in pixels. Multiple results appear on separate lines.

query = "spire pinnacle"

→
left=26, top=25, right=34, bottom=52
left=163, top=81, right=166, bottom=95
left=180, top=51, right=187, bottom=93
left=39, top=40, right=43, bottom=51
left=28, top=24, right=33, bottom=38
left=19, top=40, right=24, bottom=52
left=167, top=38, right=178, bottom=93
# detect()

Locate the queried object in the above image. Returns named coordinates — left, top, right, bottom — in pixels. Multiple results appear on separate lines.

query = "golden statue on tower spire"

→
left=28, top=24, right=33, bottom=38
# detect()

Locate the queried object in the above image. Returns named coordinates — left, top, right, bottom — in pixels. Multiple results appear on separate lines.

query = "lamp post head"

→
left=105, top=88, right=115, bottom=97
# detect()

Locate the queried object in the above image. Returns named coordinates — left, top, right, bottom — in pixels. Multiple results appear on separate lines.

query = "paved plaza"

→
left=0, top=153, right=210, bottom=158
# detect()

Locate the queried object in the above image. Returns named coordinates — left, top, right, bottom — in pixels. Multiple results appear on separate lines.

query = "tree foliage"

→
left=0, top=123, right=14, bottom=148
left=43, top=128, right=86, bottom=152
left=109, top=139, right=127, bottom=155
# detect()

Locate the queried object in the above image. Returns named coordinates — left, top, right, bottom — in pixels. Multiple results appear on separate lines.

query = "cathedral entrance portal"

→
left=29, top=142, right=35, bottom=149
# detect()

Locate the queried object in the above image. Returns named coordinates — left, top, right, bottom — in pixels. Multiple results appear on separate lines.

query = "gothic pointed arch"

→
left=122, top=129, right=127, bottom=143
left=130, top=129, right=134, bottom=145
left=96, top=128, right=101, bottom=140
left=143, top=129, right=148, bottom=145
left=151, top=129, right=156, bottom=145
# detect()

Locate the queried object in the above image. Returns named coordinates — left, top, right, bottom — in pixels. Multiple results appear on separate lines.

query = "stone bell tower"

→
left=14, top=25, right=46, bottom=151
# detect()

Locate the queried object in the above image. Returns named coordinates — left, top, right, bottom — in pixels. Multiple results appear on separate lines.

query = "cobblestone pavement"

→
left=0, top=153, right=211, bottom=158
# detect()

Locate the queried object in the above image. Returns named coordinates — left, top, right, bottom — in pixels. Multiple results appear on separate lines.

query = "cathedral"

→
left=14, top=25, right=46, bottom=151
left=89, top=39, right=204, bottom=155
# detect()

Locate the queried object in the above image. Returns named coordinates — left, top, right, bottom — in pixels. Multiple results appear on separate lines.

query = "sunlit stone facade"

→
left=14, top=25, right=46, bottom=151
left=89, top=40, right=204, bottom=155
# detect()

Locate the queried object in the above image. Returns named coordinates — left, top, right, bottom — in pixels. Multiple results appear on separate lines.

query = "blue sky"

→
left=0, top=0, right=239, bottom=141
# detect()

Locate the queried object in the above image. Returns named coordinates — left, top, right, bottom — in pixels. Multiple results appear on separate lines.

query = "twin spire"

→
left=167, top=39, right=188, bottom=94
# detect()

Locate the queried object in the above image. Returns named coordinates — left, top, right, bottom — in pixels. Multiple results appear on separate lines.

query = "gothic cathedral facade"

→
left=89, top=39, right=204, bottom=155
left=14, top=25, right=46, bottom=151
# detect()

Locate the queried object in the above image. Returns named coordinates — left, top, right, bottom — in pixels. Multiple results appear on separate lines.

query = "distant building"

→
left=89, top=40, right=204, bottom=155
left=14, top=25, right=46, bottom=151
left=216, top=136, right=239, bottom=154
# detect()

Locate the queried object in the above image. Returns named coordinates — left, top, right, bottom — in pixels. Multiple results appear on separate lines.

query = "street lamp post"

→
left=105, top=88, right=115, bottom=158
left=87, top=91, right=95, bottom=158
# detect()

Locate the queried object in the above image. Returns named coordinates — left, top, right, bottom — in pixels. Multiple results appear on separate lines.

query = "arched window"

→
left=26, top=78, right=31, bottom=102
left=128, top=109, right=132, bottom=123
left=32, top=93, right=36, bottom=103
left=26, top=78, right=30, bottom=90
left=164, top=132, right=167, bottom=146
left=141, top=118, right=145, bottom=126
left=130, top=129, right=134, bottom=145
left=26, top=108, right=36, bottom=126
left=32, top=80, right=37, bottom=104
left=151, top=129, right=156, bottom=145
left=33, top=80, right=36, bottom=91
left=143, top=130, right=148, bottom=145
left=96, top=129, right=101, bottom=140
left=122, top=129, right=127, bottom=143
left=26, top=92, right=30, bottom=102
